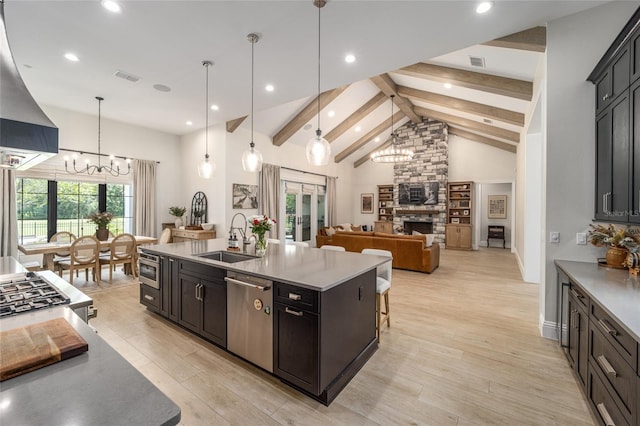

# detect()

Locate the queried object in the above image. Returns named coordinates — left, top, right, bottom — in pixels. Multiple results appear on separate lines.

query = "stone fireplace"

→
left=392, top=118, right=448, bottom=245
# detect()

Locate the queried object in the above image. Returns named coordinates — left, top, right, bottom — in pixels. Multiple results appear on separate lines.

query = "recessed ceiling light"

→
left=64, top=53, right=79, bottom=62
left=101, top=0, right=122, bottom=13
left=443, top=83, right=453, bottom=89
left=265, top=84, right=274, bottom=92
left=211, top=104, right=219, bottom=111
left=374, top=137, right=380, bottom=142
left=186, top=121, right=193, bottom=126
left=345, top=54, right=356, bottom=63
left=476, top=2, right=492, bottom=14
left=153, top=84, right=171, bottom=92
left=355, top=126, right=361, bottom=132
left=327, top=110, right=335, bottom=118
left=23, top=64, right=33, bottom=69
left=303, top=123, right=313, bottom=131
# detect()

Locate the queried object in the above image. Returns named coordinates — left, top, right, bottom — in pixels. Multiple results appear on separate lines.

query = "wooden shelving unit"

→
left=377, top=184, right=394, bottom=222
left=446, top=181, right=473, bottom=250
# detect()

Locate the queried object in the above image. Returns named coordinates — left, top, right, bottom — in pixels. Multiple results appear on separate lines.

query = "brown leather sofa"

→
left=317, top=230, right=439, bottom=273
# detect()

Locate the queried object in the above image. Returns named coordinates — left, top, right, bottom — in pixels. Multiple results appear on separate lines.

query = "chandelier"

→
left=64, top=97, right=131, bottom=176
left=370, top=95, right=414, bottom=163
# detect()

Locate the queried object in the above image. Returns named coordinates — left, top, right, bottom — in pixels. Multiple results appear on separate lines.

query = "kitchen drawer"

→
left=140, top=284, right=160, bottom=311
left=179, top=260, right=225, bottom=280
left=274, top=282, right=318, bottom=313
left=591, top=302, right=638, bottom=368
left=589, top=367, right=632, bottom=426
left=570, top=282, right=589, bottom=311
left=591, top=323, right=637, bottom=417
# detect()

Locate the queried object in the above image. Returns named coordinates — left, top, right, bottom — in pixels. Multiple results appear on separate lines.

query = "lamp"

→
left=305, top=0, right=331, bottom=166
left=241, top=33, right=263, bottom=172
left=64, top=97, right=131, bottom=176
left=370, top=95, right=414, bottom=163
left=198, top=60, right=215, bottom=179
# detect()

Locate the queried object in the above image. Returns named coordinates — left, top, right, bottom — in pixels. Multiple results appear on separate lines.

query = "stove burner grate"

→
left=0, top=272, right=70, bottom=317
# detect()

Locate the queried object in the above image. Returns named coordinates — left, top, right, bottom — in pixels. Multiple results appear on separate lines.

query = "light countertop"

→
left=0, top=306, right=181, bottom=425
left=143, top=239, right=387, bottom=291
left=555, top=260, right=640, bottom=342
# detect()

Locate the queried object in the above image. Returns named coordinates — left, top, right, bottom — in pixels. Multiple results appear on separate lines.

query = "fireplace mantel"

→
left=395, top=209, right=440, bottom=215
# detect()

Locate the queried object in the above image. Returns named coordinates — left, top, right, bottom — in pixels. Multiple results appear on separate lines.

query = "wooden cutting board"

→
left=0, top=317, right=88, bottom=381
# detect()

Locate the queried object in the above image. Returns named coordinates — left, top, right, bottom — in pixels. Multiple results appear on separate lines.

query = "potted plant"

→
left=87, top=211, right=113, bottom=241
left=587, top=224, right=640, bottom=267
left=169, top=206, right=187, bottom=228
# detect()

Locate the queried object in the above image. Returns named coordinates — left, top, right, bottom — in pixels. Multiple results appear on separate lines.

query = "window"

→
left=15, top=178, right=134, bottom=245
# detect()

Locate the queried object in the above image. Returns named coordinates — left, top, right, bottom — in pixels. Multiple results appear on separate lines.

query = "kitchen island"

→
left=140, top=239, right=387, bottom=405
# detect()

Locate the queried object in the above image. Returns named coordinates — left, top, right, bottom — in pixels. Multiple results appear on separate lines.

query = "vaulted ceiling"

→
left=4, top=1, right=605, bottom=165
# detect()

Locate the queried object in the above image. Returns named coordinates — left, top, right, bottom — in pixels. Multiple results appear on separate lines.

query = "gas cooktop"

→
left=0, top=272, right=70, bottom=318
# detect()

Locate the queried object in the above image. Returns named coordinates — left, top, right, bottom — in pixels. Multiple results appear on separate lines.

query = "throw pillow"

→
left=426, top=234, right=435, bottom=247
left=412, top=230, right=423, bottom=236
left=326, top=226, right=336, bottom=236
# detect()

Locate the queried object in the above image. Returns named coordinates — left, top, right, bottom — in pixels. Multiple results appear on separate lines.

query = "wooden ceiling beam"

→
left=448, top=126, right=517, bottom=153
left=334, top=111, right=405, bottom=163
left=325, top=91, right=387, bottom=142
left=396, top=63, right=533, bottom=101
left=370, top=74, right=422, bottom=124
left=226, top=116, right=247, bottom=133
left=272, top=85, right=348, bottom=146
left=483, top=26, right=546, bottom=52
left=414, top=106, right=520, bottom=142
left=398, top=85, right=524, bottom=127
left=353, top=140, right=392, bottom=168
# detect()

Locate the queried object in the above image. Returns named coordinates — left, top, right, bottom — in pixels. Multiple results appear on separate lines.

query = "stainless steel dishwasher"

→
left=225, top=271, right=273, bottom=372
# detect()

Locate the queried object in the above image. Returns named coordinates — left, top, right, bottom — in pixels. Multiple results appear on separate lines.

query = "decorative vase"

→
left=606, top=246, right=628, bottom=268
left=174, top=216, right=183, bottom=228
left=256, top=235, right=268, bottom=257
left=96, top=227, right=109, bottom=241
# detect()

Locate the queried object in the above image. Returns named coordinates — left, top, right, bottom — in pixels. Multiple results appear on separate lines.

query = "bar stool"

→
left=361, top=248, right=392, bottom=341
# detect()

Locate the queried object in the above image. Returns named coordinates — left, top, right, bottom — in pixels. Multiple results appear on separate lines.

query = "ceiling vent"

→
left=469, top=56, right=486, bottom=68
left=113, top=70, right=140, bottom=82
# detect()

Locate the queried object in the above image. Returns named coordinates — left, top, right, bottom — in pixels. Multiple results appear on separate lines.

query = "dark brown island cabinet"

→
left=140, top=255, right=377, bottom=405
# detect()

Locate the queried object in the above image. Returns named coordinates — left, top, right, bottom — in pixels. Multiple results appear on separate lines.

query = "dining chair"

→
left=158, top=228, right=172, bottom=244
left=99, top=233, right=137, bottom=282
left=56, top=236, right=100, bottom=286
left=50, top=231, right=77, bottom=273
left=361, top=248, right=392, bottom=341
left=289, top=241, right=309, bottom=247
left=320, top=245, right=346, bottom=251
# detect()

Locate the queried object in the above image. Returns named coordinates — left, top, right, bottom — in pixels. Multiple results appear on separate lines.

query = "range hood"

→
left=0, top=0, right=58, bottom=170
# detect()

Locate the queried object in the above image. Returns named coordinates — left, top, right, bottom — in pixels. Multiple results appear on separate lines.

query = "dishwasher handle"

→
left=224, top=276, right=270, bottom=292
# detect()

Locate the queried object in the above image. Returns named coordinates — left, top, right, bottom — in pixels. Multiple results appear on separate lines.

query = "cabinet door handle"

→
left=570, top=289, right=583, bottom=300
left=288, top=293, right=302, bottom=301
left=196, top=283, right=202, bottom=301
left=598, top=318, right=618, bottom=336
left=596, top=355, right=618, bottom=377
left=285, top=307, right=303, bottom=317
left=602, top=93, right=610, bottom=102
left=603, top=193, right=607, bottom=213
left=144, top=294, right=155, bottom=301
left=596, top=403, right=615, bottom=426
left=169, top=258, right=175, bottom=262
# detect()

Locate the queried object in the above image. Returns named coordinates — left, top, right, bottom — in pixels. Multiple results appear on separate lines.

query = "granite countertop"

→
left=143, top=239, right=386, bottom=291
left=0, top=306, right=180, bottom=425
left=555, top=260, right=640, bottom=342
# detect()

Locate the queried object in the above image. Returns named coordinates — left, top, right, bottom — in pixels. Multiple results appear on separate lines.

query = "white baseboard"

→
left=540, top=319, right=561, bottom=341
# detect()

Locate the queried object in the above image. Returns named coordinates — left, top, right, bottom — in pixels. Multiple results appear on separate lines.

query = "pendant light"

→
left=371, top=95, right=415, bottom=163
left=197, top=60, right=215, bottom=179
left=242, top=33, right=263, bottom=172
left=305, top=0, right=331, bottom=166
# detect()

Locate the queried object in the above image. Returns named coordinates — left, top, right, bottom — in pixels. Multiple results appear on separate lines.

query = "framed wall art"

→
left=361, top=193, right=374, bottom=214
left=233, top=183, right=258, bottom=209
left=488, top=195, right=507, bottom=219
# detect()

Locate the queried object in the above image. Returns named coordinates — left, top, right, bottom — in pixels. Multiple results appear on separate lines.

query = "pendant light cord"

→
left=316, top=1, right=321, bottom=133
left=204, top=61, right=210, bottom=158
left=97, top=96, right=103, bottom=168
left=250, top=36, right=255, bottom=148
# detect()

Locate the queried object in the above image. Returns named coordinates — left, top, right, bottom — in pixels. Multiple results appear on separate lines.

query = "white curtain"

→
left=259, top=163, right=280, bottom=236
left=133, top=159, right=157, bottom=237
left=1, top=169, right=18, bottom=257
left=326, top=176, right=337, bottom=226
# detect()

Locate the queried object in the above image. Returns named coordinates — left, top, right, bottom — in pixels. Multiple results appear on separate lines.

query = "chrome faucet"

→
left=229, top=212, right=248, bottom=242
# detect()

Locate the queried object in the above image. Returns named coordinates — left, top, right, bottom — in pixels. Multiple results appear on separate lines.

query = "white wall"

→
left=180, top=124, right=354, bottom=241
left=448, top=135, right=517, bottom=182
left=351, top=160, right=394, bottom=230
left=24, top=105, right=182, bottom=238
left=543, top=1, right=638, bottom=338
left=478, top=182, right=512, bottom=247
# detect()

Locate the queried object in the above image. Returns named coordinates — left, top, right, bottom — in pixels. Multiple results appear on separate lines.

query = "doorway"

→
left=281, top=182, right=325, bottom=245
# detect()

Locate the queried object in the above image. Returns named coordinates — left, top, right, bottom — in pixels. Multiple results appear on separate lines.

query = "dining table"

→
left=18, top=236, right=157, bottom=271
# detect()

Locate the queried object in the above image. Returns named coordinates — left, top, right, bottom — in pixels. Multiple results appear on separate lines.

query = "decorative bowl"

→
left=201, top=223, right=214, bottom=231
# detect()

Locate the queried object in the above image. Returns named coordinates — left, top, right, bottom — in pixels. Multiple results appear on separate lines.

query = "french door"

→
left=281, top=182, right=325, bottom=245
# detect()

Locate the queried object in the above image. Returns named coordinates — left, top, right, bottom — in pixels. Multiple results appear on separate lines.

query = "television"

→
left=398, top=182, right=439, bottom=205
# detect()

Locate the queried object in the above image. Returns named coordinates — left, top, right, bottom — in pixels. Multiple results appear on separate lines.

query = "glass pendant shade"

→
left=242, top=143, right=263, bottom=172
left=306, top=130, right=331, bottom=166
left=198, top=154, right=215, bottom=178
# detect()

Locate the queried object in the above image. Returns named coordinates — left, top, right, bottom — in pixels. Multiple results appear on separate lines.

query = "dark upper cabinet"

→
left=630, top=79, right=640, bottom=222
left=631, top=26, right=640, bottom=83
left=596, top=45, right=630, bottom=116
left=596, top=109, right=613, bottom=220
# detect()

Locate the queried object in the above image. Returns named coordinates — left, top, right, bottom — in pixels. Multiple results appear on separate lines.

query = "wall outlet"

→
left=550, top=232, right=560, bottom=243
left=576, top=232, right=587, bottom=245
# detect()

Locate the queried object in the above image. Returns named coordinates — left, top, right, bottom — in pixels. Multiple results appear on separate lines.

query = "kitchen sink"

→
left=194, top=251, right=257, bottom=264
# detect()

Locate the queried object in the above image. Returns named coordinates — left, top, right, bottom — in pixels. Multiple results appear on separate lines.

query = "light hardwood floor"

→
left=88, top=248, right=596, bottom=426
